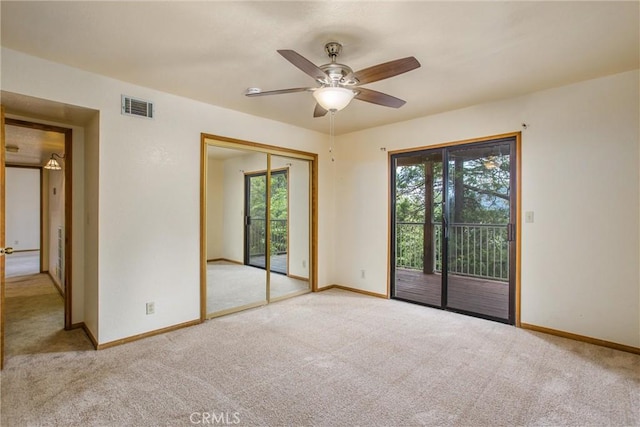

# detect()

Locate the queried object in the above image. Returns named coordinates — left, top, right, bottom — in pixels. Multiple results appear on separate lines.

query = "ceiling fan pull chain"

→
left=329, top=110, right=336, bottom=162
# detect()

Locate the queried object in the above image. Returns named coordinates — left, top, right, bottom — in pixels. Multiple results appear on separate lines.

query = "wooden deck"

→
left=249, top=254, right=287, bottom=274
left=394, top=269, right=510, bottom=320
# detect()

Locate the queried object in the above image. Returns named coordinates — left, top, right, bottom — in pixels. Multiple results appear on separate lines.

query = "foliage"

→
left=394, top=150, right=511, bottom=280
left=248, top=171, right=288, bottom=256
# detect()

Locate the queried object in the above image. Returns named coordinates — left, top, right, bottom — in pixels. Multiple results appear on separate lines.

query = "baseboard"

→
left=288, top=274, right=309, bottom=282
left=47, top=272, right=64, bottom=297
left=318, top=284, right=388, bottom=299
left=520, top=323, right=640, bottom=355
left=207, top=258, right=243, bottom=265
left=96, top=319, right=202, bottom=350
left=70, top=322, right=98, bottom=350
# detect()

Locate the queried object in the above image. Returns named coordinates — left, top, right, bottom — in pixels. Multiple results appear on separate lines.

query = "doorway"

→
left=390, top=134, right=520, bottom=324
left=3, top=118, right=72, bottom=327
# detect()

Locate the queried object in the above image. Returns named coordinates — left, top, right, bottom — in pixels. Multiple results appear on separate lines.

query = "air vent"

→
left=121, top=95, right=153, bottom=119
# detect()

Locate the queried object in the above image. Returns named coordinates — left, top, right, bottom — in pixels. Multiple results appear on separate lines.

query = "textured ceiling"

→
left=4, top=125, right=65, bottom=167
left=1, top=1, right=638, bottom=135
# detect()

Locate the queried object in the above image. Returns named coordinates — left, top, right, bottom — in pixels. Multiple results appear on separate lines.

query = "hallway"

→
left=4, top=273, right=92, bottom=360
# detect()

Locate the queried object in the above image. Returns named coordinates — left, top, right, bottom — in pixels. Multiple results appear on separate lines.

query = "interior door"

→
left=1, top=106, right=6, bottom=368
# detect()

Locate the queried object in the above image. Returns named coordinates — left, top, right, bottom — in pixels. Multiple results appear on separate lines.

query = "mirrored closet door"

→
left=205, top=145, right=268, bottom=316
left=202, top=137, right=316, bottom=318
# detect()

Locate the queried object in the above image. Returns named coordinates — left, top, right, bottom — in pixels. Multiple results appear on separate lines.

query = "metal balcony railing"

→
left=249, top=218, right=288, bottom=256
left=395, top=222, right=509, bottom=281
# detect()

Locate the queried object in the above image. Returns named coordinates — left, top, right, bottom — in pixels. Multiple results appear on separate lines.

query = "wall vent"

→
left=121, top=95, right=153, bottom=119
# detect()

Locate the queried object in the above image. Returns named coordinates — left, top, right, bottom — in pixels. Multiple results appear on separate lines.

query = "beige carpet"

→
left=3, top=273, right=93, bottom=357
left=207, top=261, right=309, bottom=314
left=1, top=287, right=639, bottom=426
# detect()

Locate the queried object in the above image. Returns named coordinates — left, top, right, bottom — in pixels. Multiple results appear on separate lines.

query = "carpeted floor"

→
left=3, top=273, right=93, bottom=357
left=207, top=261, right=309, bottom=314
left=1, top=283, right=639, bottom=426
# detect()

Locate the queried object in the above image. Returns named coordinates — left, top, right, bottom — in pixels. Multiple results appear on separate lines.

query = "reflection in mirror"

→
left=206, top=145, right=267, bottom=316
left=269, top=156, right=311, bottom=300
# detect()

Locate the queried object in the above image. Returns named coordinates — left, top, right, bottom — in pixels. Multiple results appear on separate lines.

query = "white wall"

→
left=2, top=48, right=332, bottom=344
left=84, top=113, right=99, bottom=338
left=335, top=70, right=640, bottom=347
left=5, top=167, right=40, bottom=251
left=221, top=152, right=268, bottom=263
left=272, top=156, right=310, bottom=279
left=47, top=166, right=64, bottom=288
left=41, top=169, right=49, bottom=271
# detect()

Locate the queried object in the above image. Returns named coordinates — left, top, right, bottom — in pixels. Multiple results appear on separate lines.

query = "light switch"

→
left=525, top=211, right=534, bottom=223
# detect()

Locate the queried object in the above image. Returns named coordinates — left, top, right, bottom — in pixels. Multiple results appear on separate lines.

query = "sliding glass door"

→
left=391, top=136, right=517, bottom=324
left=393, top=151, right=443, bottom=307
left=244, top=169, right=288, bottom=275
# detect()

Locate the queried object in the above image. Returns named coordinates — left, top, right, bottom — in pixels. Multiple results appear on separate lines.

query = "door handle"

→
left=1, top=247, right=14, bottom=255
left=442, top=214, right=448, bottom=239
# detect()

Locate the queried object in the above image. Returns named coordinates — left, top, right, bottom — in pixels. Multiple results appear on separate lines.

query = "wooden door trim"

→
left=1, top=106, right=6, bottom=369
left=200, top=133, right=318, bottom=320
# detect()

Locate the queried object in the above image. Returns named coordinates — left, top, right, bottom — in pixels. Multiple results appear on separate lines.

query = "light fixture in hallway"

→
left=44, top=153, right=64, bottom=170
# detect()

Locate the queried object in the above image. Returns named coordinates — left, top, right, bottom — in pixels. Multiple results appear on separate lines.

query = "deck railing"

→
left=396, top=222, right=509, bottom=281
left=249, top=218, right=287, bottom=256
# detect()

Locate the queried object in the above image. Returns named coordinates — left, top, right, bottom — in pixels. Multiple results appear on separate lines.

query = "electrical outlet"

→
left=302, top=260, right=306, bottom=268
left=361, top=270, right=366, bottom=279
left=146, top=302, right=155, bottom=315
left=14, top=240, right=18, bottom=245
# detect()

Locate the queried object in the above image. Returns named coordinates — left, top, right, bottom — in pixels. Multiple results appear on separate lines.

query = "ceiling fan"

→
left=245, top=42, right=421, bottom=117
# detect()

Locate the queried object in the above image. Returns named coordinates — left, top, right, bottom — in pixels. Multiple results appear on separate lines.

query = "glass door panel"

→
left=269, top=155, right=311, bottom=301
left=445, top=142, right=513, bottom=321
left=393, top=151, right=444, bottom=307
left=245, top=172, right=268, bottom=269
left=206, top=147, right=267, bottom=316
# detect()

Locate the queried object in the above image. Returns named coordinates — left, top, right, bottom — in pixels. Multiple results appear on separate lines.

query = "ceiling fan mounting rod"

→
left=324, top=41, right=342, bottom=63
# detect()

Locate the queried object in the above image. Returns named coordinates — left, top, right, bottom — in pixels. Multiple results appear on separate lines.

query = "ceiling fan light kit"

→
left=245, top=41, right=420, bottom=117
left=312, top=86, right=355, bottom=111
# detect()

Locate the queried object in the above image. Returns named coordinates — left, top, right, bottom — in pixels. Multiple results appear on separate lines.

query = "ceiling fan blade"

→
left=245, top=87, right=312, bottom=97
left=277, top=50, right=327, bottom=82
left=313, top=103, right=328, bottom=118
left=353, top=57, right=420, bottom=85
left=354, top=87, right=406, bottom=108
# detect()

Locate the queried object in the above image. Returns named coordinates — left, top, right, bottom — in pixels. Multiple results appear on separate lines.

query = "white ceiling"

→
left=1, top=1, right=638, bottom=135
